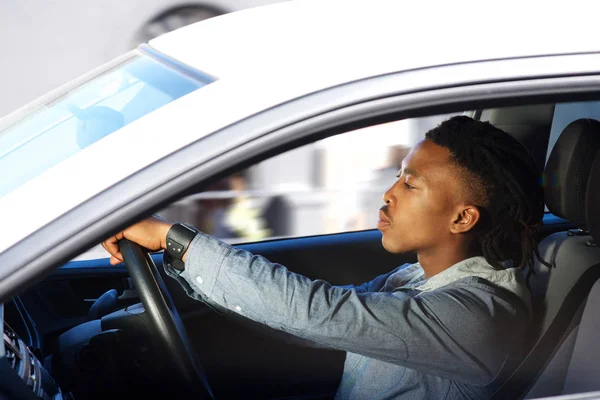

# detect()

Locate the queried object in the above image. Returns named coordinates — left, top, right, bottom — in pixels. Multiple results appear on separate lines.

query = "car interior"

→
left=4, top=100, right=600, bottom=400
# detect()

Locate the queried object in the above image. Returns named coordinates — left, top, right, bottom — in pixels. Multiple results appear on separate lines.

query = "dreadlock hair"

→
left=425, top=115, right=549, bottom=274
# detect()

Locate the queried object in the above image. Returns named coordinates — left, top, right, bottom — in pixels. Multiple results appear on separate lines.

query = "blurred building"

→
left=73, top=114, right=461, bottom=260
left=157, top=115, right=460, bottom=243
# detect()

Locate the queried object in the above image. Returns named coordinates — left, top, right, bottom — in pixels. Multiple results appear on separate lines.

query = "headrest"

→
left=586, top=151, right=600, bottom=240
left=544, top=119, right=600, bottom=228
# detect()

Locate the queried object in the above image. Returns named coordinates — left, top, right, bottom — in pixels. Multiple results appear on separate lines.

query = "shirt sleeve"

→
left=164, top=232, right=528, bottom=386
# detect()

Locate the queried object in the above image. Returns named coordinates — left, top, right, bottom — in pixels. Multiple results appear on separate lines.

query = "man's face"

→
left=378, top=139, right=466, bottom=254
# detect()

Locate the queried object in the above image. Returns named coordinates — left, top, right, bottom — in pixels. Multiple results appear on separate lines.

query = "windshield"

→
left=0, top=52, right=210, bottom=199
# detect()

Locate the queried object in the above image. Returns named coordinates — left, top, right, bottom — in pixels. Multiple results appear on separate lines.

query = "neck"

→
left=417, top=239, right=480, bottom=278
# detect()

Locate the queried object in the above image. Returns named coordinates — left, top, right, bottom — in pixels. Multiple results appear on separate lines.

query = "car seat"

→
left=490, top=118, right=600, bottom=399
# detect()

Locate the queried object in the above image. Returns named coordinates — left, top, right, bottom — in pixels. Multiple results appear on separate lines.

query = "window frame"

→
left=4, top=53, right=600, bottom=300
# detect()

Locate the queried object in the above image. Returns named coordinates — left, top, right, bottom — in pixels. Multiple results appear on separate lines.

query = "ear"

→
left=450, top=205, right=480, bottom=234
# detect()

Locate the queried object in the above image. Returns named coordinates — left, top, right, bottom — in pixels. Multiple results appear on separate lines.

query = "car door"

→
left=6, top=53, right=600, bottom=400
left=17, top=262, right=131, bottom=351
left=19, top=107, right=573, bottom=400
left=20, top=117, right=429, bottom=398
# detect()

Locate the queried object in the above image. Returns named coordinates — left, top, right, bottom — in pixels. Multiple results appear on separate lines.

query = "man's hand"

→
left=101, top=216, right=173, bottom=265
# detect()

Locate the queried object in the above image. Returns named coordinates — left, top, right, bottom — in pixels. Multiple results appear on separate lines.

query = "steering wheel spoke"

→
left=118, top=239, right=214, bottom=399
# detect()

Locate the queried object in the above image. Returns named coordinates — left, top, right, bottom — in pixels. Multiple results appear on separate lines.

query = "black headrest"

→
left=544, top=119, right=600, bottom=228
left=586, top=152, right=600, bottom=240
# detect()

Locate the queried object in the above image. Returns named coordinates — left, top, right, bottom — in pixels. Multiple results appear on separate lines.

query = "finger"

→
left=110, top=255, right=123, bottom=265
left=103, top=232, right=124, bottom=258
left=104, top=240, right=119, bottom=259
left=101, top=241, right=122, bottom=264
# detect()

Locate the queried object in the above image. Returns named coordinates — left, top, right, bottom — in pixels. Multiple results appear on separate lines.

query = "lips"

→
left=377, top=208, right=391, bottom=230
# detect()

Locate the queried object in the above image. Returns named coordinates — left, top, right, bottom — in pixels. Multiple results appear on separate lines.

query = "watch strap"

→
left=165, top=223, right=198, bottom=270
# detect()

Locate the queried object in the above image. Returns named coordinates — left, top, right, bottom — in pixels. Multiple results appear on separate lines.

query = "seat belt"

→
left=490, top=262, right=600, bottom=400
left=562, top=279, right=600, bottom=394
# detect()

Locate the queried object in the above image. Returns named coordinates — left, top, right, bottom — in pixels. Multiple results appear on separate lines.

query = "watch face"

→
left=167, top=238, right=186, bottom=258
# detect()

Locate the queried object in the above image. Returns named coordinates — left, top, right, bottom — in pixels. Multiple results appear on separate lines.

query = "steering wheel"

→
left=118, top=239, right=214, bottom=399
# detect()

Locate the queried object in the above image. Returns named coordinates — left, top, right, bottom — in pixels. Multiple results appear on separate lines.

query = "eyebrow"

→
left=400, top=166, right=425, bottom=181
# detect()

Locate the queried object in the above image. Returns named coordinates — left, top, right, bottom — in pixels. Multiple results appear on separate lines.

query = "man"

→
left=102, top=116, right=544, bottom=399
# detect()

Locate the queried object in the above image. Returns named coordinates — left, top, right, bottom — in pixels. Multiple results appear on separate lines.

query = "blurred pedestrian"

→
left=224, top=171, right=271, bottom=240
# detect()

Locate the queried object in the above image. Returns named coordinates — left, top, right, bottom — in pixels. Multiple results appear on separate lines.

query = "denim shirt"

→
left=164, top=232, right=531, bottom=400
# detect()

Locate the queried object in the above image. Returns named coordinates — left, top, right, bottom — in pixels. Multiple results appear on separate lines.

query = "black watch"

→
left=165, top=223, right=198, bottom=270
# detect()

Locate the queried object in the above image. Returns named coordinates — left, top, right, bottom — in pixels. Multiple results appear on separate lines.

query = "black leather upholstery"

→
left=544, top=119, right=600, bottom=228
left=585, top=154, right=600, bottom=241
left=525, top=118, right=600, bottom=399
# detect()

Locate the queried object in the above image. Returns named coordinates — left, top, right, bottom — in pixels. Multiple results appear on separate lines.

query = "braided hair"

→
left=425, top=115, right=549, bottom=272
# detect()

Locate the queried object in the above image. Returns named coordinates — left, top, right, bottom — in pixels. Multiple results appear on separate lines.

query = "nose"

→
left=382, top=183, right=396, bottom=207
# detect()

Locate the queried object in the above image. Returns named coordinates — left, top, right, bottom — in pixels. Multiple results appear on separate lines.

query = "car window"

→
left=72, top=113, right=464, bottom=261
left=0, top=53, right=210, bottom=199
left=155, top=114, right=462, bottom=244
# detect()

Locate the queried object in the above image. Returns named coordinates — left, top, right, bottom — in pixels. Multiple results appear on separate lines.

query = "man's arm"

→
left=336, top=265, right=407, bottom=294
left=163, top=242, right=406, bottom=349
left=102, top=217, right=526, bottom=386
left=171, top=231, right=526, bottom=386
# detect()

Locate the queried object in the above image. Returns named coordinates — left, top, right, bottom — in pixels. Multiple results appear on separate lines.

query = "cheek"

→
left=388, top=194, right=451, bottom=239
left=383, top=217, right=448, bottom=253
left=397, top=190, right=449, bottom=220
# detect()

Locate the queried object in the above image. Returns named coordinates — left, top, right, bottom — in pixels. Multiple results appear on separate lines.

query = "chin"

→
left=381, top=235, right=407, bottom=254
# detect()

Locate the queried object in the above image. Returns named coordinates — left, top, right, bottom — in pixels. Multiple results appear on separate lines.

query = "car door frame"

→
left=4, top=52, right=600, bottom=301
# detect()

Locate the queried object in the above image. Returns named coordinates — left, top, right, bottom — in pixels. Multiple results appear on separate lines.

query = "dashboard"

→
left=0, top=303, right=68, bottom=400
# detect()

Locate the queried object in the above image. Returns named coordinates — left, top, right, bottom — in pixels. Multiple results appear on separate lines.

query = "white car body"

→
left=3, top=2, right=600, bottom=399
left=1, top=1, right=599, bottom=255
left=0, top=0, right=284, bottom=117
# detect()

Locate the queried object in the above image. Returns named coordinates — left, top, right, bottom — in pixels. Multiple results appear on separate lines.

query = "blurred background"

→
left=0, top=0, right=284, bottom=118
left=0, top=1, right=457, bottom=257
left=157, top=115, right=458, bottom=246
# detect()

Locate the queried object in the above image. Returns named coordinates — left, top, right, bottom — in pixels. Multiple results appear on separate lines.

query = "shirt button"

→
left=196, top=276, right=204, bottom=284
left=234, top=305, right=242, bottom=312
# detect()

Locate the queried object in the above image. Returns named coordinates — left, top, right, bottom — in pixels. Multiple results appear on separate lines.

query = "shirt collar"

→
left=415, top=256, right=531, bottom=309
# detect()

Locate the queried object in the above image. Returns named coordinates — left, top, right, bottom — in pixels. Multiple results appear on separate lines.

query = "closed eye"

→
left=403, top=181, right=415, bottom=189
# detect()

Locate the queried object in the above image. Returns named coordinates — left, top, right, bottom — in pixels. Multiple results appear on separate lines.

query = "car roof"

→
left=151, top=0, right=599, bottom=87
